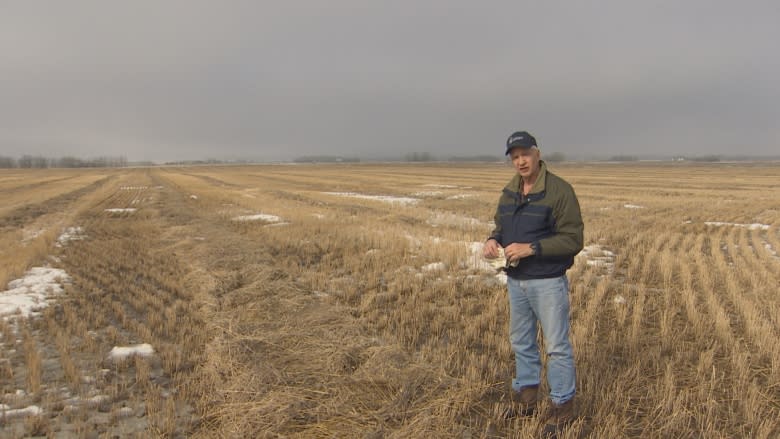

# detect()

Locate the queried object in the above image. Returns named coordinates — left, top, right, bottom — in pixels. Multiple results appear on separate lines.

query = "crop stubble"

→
left=1, top=163, right=779, bottom=438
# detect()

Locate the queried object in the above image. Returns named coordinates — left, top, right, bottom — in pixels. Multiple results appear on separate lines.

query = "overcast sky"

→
left=2, top=1, right=778, bottom=162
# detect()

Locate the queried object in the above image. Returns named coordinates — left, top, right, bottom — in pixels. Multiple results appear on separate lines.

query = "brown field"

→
left=1, top=162, right=779, bottom=438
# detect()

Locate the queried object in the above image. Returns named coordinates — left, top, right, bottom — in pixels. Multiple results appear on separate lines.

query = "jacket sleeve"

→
left=536, top=183, right=583, bottom=257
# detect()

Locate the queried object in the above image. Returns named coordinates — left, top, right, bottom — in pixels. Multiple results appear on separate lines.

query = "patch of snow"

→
left=704, top=221, right=770, bottom=231
left=323, top=192, right=420, bottom=205
left=21, top=228, right=45, bottom=243
left=763, top=241, right=778, bottom=259
left=264, top=222, right=291, bottom=227
left=466, top=242, right=508, bottom=284
left=447, top=194, right=475, bottom=200
left=613, top=295, right=626, bottom=305
left=405, top=234, right=422, bottom=247
left=1, top=267, right=70, bottom=318
left=116, top=407, right=135, bottom=418
left=578, top=244, right=615, bottom=273
left=119, top=186, right=148, bottom=190
left=311, top=213, right=326, bottom=219
left=427, top=212, right=482, bottom=228
left=104, top=208, right=137, bottom=213
left=233, top=213, right=283, bottom=223
left=424, top=184, right=458, bottom=188
left=413, top=191, right=443, bottom=197
left=422, top=262, right=446, bottom=272
left=108, top=344, right=155, bottom=362
left=0, top=405, right=42, bottom=419
left=624, top=204, right=644, bottom=209
left=189, top=194, right=198, bottom=199
left=56, top=226, right=85, bottom=247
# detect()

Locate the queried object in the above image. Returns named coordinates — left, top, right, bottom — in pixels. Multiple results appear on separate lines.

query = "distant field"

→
left=1, top=162, right=779, bottom=438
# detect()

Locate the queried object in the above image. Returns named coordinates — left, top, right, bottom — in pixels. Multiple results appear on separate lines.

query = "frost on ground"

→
left=0, top=267, right=70, bottom=319
left=105, top=208, right=137, bottom=213
left=232, top=213, right=283, bottom=223
left=703, top=221, right=770, bottom=231
left=322, top=192, right=420, bottom=205
left=578, top=244, right=616, bottom=273
left=624, top=204, right=645, bottom=209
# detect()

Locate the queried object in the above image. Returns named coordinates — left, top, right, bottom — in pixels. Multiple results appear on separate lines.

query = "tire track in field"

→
left=1, top=171, right=208, bottom=436
left=0, top=176, right=114, bottom=230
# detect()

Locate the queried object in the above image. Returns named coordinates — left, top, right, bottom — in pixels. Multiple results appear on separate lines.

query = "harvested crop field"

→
left=1, top=162, right=779, bottom=438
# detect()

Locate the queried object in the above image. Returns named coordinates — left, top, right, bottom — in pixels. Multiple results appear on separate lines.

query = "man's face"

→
left=509, top=147, right=541, bottom=180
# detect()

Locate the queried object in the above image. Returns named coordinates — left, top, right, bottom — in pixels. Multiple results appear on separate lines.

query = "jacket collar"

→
left=505, top=160, right=548, bottom=194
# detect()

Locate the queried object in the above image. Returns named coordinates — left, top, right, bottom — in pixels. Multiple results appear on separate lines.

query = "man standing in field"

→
left=483, top=131, right=583, bottom=437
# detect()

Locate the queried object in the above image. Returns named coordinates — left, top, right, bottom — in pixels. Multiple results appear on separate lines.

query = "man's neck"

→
left=521, top=171, right=540, bottom=192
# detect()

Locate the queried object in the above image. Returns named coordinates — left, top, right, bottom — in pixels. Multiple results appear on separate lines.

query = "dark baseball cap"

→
left=505, top=131, right=537, bottom=155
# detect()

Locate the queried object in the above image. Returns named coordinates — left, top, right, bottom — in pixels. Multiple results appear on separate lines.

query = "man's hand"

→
left=504, top=242, right=535, bottom=262
left=483, top=239, right=502, bottom=259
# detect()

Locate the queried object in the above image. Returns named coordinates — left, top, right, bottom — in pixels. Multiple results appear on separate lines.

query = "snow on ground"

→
left=623, top=204, right=644, bottom=209
left=427, top=212, right=482, bottom=228
left=56, top=226, right=86, bottom=247
left=422, top=262, right=447, bottom=272
left=21, top=228, right=45, bottom=243
left=190, top=194, right=198, bottom=199
left=1, top=267, right=70, bottom=319
left=413, top=191, right=443, bottom=197
left=423, top=184, right=458, bottom=188
left=0, top=405, right=43, bottom=419
left=704, top=221, right=770, bottom=231
left=447, top=194, right=475, bottom=200
left=104, top=208, right=137, bottom=213
left=323, top=192, right=420, bottom=205
left=264, top=222, right=291, bottom=227
left=311, top=213, right=326, bottom=219
left=466, top=242, right=507, bottom=284
left=108, top=344, right=155, bottom=362
left=119, top=186, right=147, bottom=190
left=578, top=244, right=616, bottom=272
left=232, top=213, right=283, bottom=223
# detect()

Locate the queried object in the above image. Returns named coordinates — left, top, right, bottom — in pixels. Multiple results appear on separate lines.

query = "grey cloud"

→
left=1, top=1, right=778, bottom=161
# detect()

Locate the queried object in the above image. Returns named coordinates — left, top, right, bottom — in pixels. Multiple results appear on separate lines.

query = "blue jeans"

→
left=507, top=275, right=575, bottom=405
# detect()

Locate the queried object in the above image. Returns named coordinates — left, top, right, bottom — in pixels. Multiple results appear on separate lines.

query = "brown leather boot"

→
left=502, top=385, right=539, bottom=419
left=540, top=398, right=574, bottom=438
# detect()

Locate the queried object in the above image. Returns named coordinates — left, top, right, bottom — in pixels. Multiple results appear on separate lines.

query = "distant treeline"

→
left=293, top=156, right=361, bottom=163
left=0, top=155, right=128, bottom=168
